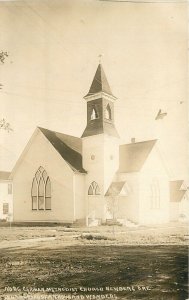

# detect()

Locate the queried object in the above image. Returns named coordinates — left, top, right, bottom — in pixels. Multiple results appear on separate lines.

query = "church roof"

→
left=85, top=64, right=114, bottom=97
left=39, top=127, right=87, bottom=173
left=170, top=180, right=186, bottom=202
left=0, top=171, right=11, bottom=180
left=105, top=181, right=126, bottom=196
left=119, top=140, right=157, bottom=173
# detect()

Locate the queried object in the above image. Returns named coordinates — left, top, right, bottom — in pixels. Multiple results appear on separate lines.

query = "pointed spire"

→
left=85, top=64, right=114, bottom=98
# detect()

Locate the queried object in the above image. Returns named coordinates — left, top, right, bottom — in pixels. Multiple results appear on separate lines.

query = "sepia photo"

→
left=0, top=0, right=188, bottom=299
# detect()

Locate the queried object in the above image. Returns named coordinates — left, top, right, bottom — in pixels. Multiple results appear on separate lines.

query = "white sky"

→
left=0, top=0, right=188, bottom=180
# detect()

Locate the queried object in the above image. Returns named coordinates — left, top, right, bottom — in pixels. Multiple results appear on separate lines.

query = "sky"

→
left=0, top=0, right=188, bottom=180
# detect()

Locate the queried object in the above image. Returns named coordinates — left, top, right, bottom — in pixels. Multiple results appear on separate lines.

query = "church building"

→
left=10, top=64, right=187, bottom=226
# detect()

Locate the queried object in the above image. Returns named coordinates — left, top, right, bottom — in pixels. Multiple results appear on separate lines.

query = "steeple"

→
left=85, top=64, right=114, bottom=98
left=81, top=64, right=119, bottom=138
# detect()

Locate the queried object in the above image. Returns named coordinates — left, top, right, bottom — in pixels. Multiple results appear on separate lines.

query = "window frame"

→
left=105, top=104, right=112, bottom=120
left=3, top=203, right=9, bottom=214
left=31, top=167, right=51, bottom=211
left=150, top=179, right=160, bottom=209
left=88, top=181, right=101, bottom=196
left=90, top=107, right=99, bottom=120
left=8, top=183, right=12, bottom=195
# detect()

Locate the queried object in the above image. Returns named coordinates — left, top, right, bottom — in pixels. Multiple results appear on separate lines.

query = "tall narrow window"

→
left=105, top=104, right=111, bottom=120
left=31, top=167, right=51, bottom=211
left=150, top=179, right=160, bottom=209
left=8, top=183, right=12, bottom=194
left=91, top=108, right=98, bottom=120
left=38, top=178, right=44, bottom=210
left=31, top=178, right=37, bottom=210
left=88, top=181, right=100, bottom=195
left=3, top=203, right=9, bottom=214
left=45, top=177, right=51, bottom=210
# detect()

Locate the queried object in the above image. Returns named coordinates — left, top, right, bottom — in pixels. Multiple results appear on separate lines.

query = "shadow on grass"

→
left=0, top=245, right=188, bottom=300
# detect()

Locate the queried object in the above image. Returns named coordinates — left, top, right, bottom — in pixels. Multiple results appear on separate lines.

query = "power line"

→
left=0, top=90, right=84, bottom=105
left=99, top=0, right=187, bottom=3
left=3, top=1, right=86, bottom=84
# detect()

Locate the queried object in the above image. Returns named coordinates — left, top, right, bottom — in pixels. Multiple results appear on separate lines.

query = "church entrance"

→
left=87, top=196, right=105, bottom=226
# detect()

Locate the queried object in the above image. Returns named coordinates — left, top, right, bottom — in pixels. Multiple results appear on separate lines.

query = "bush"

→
left=80, top=234, right=108, bottom=241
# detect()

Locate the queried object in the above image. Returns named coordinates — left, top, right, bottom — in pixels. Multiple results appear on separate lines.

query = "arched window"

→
left=88, top=181, right=100, bottom=195
left=91, top=108, right=98, bottom=120
left=31, top=166, right=51, bottom=210
left=150, top=178, right=160, bottom=209
left=105, top=104, right=111, bottom=120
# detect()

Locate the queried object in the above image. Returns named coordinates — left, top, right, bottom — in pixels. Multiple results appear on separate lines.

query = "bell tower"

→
left=81, top=63, right=120, bottom=223
left=81, top=64, right=119, bottom=138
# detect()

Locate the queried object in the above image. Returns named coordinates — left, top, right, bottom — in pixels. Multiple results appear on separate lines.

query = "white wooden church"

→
left=10, top=64, right=187, bottom=226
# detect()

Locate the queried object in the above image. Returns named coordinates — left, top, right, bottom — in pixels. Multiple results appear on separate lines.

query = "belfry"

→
left=81, top=64, right=119, bottom=138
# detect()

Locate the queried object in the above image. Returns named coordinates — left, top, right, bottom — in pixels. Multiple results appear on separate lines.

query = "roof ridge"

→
left=38, top=126, right=80, bottom=140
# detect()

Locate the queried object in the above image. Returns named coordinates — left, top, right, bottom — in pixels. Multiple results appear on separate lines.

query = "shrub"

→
left=80, top=234, right=108, bottom=241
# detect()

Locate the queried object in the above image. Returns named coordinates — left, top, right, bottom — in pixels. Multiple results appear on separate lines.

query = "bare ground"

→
left=0, top=222, right=188, bottom=300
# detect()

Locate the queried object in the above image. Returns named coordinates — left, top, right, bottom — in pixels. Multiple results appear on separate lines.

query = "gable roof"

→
left=38, top=127, right=86, bottom=173
left=0, top=171, right=11, bottom=180
left=119, top=140, right=157, bottom=173
left=105, top=181, right=126, bottom=196
left=85, top=64, right=114, bottom=97
left=170, top=180, right=186, bottom=202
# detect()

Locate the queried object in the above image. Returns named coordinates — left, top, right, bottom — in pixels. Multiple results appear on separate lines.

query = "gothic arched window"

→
left=90, top=108, right=98, bottom=120
left=88, top=181, right=100, bottom=195
left=105, top=104, right=111, bottom=120
left=31, top=166, right=51, bottom=210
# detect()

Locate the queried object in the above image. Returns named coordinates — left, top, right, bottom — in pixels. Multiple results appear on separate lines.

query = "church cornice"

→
left=84, top=91, right=117, bottom=103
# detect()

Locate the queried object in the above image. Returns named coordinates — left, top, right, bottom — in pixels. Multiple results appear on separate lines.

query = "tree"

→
left=0, top=51, right=8, bottom=64
left=0, top=51, right=13, bottom=132
left=106, top=196, right=119, bottom=238
left=0, top=119, right=13, bottom=132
